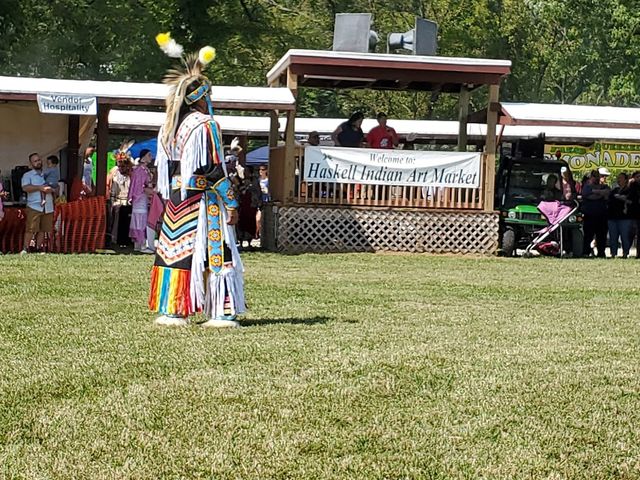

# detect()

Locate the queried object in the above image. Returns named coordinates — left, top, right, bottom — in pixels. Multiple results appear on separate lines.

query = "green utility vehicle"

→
left=495, top=155, right=583, bottom=257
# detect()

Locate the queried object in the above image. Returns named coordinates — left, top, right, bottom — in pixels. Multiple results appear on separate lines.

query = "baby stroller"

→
left=523, top=200, right=580, bottom=258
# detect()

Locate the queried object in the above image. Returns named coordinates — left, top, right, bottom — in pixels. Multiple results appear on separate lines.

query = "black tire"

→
left=571, top=228, right=584, bottom=257
left=501, top=228, right=516, bottom=257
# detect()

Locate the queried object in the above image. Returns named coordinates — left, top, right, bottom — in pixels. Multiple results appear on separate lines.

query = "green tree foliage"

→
left=1, top=0, right=639, bottom=119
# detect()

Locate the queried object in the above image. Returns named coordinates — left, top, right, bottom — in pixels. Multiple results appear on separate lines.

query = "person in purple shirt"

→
left=128, top=149, right=154, bottom=253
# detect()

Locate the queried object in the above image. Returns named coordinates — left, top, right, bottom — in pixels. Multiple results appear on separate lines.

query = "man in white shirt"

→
left=21, top=153, right=55, bottom=254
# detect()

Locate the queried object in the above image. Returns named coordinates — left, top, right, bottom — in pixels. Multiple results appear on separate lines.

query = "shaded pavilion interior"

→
left=0, top=76, right=295, bottom=199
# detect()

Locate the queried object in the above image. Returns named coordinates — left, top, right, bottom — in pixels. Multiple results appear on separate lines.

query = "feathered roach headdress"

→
left=155, top=33, right=217, bottom=149
left=114, top=139, right=134, bottom=175
left=115, top=139, right=135, bottom=162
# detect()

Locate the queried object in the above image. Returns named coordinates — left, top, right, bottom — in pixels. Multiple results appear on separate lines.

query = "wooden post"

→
left=457, top=85, right=470, bottom=152
left=283, top=110, right=296, bottom=203
left=96, top=104, right=111, bottom=197
left=268, top=69, right=282, bottom=149
left=483, top=84, right=500, bottom=212
left=268, top=111, right=279, bottom=148
left=238, top=135, right=248, bottom=166
left=66, top=115, right=80, bottom=199
left=283, top=68, right=298, bottom=204
left=287, top=67, right=298, bottom=97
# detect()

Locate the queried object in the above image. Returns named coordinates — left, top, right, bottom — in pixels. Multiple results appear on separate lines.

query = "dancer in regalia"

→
left=149, top=33, right=245, bottom=328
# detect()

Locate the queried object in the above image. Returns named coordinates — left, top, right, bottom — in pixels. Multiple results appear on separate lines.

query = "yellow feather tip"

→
left=198, top=46, right=216, bottom=66
left=156, top=32, right=171, bottom=47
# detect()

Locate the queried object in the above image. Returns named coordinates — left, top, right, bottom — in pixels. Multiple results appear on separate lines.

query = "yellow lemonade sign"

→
left=545, top=142, right=640, bottom=173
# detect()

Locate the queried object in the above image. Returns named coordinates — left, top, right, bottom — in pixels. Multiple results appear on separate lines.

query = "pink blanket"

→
left=538, top=201, right=572, bottom=225
left=147, top=193, right=164, bottom=229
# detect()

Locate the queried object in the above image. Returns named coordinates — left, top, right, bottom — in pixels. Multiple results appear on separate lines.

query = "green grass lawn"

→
left=1, top=252, right=640, bottom=479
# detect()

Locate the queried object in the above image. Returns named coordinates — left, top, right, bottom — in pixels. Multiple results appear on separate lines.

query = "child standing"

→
left=42, top=155, right=60, bottom=206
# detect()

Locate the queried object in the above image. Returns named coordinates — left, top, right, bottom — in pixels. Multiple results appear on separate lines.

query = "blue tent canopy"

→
left=246, top=145, right=269, bottom=165
left=128, top=139, right=270, bottom=166
left=129, top=138, right=157, bottom=160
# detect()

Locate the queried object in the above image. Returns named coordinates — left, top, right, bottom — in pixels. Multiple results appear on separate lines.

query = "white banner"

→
left=37, top=93, right=97, bottom=115
left=304, top=146, right=481, bottom=188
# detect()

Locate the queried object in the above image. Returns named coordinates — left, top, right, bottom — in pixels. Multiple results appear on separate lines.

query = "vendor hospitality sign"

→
left=304, top=146, right=481, bottom=188
left=37, top=93, right=97, bottom=115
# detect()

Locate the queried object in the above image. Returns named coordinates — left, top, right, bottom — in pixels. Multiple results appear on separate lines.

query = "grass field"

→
left=1, top=252, right=640, bottom=479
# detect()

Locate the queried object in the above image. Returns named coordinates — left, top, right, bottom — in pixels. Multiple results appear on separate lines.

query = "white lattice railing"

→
left=270, top=206, right=499, bottom=254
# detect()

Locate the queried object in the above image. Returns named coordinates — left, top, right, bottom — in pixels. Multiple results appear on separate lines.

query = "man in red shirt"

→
left=367, top=112, right=399, bottom=149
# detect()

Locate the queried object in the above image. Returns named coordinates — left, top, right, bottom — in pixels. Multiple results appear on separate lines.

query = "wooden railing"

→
left=273, top=147, right=484, bottom=210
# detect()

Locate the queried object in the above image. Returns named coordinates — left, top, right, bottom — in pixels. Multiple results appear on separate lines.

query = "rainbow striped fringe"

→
left=149, top=265, right=195, bottom=317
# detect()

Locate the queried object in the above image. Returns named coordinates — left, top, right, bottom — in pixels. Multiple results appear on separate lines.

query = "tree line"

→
left=2, top=0, right=639, bottom=119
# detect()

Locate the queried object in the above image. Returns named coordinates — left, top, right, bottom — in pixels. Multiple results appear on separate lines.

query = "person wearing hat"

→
left=225, top=137, right=243, bottom=174
left=367, top=112, right=399, bottom=149
left=307, top=131, right=320, bottom=146
left=109, top=141, right=134, bottom=248
left=598, top=167, right=611, bottom=185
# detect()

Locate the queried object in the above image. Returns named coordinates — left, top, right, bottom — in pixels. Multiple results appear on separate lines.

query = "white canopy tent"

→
left=0, top=75, right=295, bottom=197
left=0, top=76, right=296, bottom=110
left=497, top=102, right=640, bottom=129
left=469, top=101, right=640, bottom=131
left=108, top=109, right=640, bottom=144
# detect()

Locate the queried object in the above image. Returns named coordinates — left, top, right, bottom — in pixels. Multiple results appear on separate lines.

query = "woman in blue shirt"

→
left=331, top=111, right=365, bottom=148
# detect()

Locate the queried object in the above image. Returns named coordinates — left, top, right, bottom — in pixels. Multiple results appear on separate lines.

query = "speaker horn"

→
left=387, top=18, right=438, bottom=56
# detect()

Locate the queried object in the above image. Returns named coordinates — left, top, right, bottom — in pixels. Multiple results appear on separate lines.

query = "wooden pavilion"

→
left=263, top=49, right=511, bottom=254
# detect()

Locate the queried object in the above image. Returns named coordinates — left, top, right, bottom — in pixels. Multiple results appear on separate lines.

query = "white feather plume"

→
left=160, top=39, right=184, bottom=58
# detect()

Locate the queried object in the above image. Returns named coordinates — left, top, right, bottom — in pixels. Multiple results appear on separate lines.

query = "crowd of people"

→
left=12, top=140, right=270, bottom=255
left=107, top=143, right=269, bottom=253
left=323, top=113, right=640, bottom=258
left=6, top=109, right=393, bottom=255
left=576, top=168, right=640, bottom=258
left=547, top=163, right=640, bottom=258
left=102, top=139, right=269, bottom=254
left=8, top=105, right=640, bottom=259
